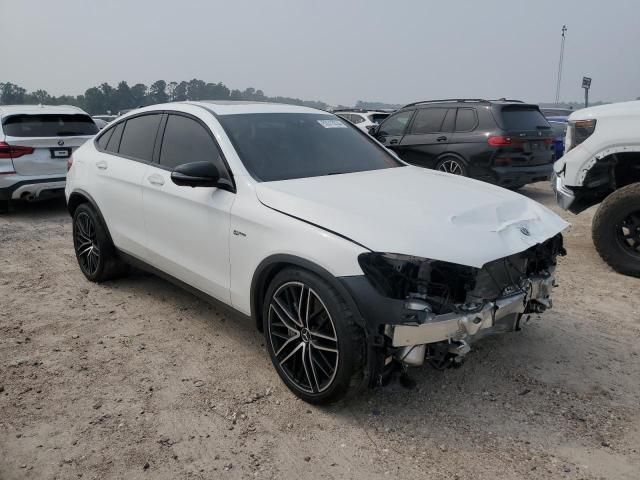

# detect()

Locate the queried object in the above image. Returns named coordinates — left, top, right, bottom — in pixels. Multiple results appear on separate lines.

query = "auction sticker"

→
left=317, top=119, right=347, bottom=128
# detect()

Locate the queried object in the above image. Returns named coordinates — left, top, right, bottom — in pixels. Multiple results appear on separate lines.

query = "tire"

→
left=262, top=268, right=366, bottom=404
left=435, top=157, right=467, bottom=176
left=72, top=203, right=128, bottom=282
left=0, top=200, right=9, bottom=214
left=592, top=183, right=640, bottom=278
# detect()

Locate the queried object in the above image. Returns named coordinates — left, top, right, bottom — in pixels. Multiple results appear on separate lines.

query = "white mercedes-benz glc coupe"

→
left=66, top=101, right=568, bottom=404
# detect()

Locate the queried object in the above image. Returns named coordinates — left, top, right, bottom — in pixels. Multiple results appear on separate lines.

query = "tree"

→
left=148, top=80, right=168, bottom=105
left=187, top=79, right=206, bottom=100
left=83, top=87, right=106, bottom=114
left=130, top=83, right=147, bottom=108
left=116, top=81, right=133, bottom=111
left=32, top=89, right=51, bottom=103
left=173, top=81, right=188, bottom=102
left=0, top=82, right=27, bottom=104
left=166, top=82, right=178, bottom=102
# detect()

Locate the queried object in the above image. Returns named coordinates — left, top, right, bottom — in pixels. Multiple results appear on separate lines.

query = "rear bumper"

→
left=0, top=175, right=67, bottom=201
left=490, top=163, right=553, bottom=187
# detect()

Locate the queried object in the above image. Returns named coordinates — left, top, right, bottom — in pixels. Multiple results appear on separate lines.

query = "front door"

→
left=374, top=110, right=415, bottom=157
left=396, top=107, right=454, bottom=168
left=142, top=113, right=235, bottom=303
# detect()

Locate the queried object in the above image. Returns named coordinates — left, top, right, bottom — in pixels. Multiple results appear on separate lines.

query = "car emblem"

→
left=520, top=226, right=531, bottom=236
left=57, top=140, right=65, bottom=146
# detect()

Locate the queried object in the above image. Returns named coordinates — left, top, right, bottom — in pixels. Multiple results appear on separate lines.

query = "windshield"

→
left=2, top=114, right=98, bottom=137
left=500, top=107, right=550, bottom=131
left=218, top=113, right=403, bottom=181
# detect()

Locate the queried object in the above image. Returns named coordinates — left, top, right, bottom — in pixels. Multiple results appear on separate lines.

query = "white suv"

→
left=334, top=109, right=390, bottom=132
left=66, top=101, right=567, bottom=403
left=0, top=104, right=98, bottom=212
left=553, top=100, right=640, bottom=277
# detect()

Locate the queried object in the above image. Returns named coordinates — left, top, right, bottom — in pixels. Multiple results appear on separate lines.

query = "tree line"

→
left=0, top=79, right=331, bottom=115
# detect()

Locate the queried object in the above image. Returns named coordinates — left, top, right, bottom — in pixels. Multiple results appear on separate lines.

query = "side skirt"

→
left=117, top=250, right=253, bottom=326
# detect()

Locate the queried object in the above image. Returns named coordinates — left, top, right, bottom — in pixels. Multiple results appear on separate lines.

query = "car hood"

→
left=255, top=167, right=569, bottom=268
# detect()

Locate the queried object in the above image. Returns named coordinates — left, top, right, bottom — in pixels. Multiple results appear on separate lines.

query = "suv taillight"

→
left=0, top=141, right=34, bottom=159
left=566, top=119, right=596, bottom=151
left=488, top=136, right=512, bottom=146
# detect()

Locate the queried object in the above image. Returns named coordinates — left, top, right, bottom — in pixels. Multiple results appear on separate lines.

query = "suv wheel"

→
left=263, top=268, right=366, bottom=404
left=436, top=157, right=467, bottom=176
left=592, top=183, right=640, bottom=277
left=72, top=203, right=128, bottom=282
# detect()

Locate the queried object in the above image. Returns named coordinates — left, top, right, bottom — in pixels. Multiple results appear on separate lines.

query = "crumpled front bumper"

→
left=551, top=171, right=576, bottom=211
left=388, top=274, right=555, bottom=347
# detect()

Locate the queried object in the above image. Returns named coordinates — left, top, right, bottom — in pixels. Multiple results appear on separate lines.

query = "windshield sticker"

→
left=317, top=119, right=347, bottom=129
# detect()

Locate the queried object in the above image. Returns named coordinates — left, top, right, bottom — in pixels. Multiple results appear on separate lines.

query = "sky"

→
left=2, top=0, right=639, bottom=106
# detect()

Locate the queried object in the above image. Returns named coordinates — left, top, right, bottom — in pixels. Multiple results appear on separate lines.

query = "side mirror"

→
left=171, top=161, right=232, bottom=190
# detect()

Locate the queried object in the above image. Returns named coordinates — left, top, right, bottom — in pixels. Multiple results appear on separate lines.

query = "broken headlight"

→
left=358, top=253, right=478, bottom=314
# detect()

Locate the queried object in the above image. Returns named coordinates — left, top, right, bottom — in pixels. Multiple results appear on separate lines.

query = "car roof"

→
left=569, top=100, right=640, bottom=120
left=186, top=100, right=326, bottom=116
left=0, top=104, right=88, bottom=117
left=400, top=99, right=537, bottom=110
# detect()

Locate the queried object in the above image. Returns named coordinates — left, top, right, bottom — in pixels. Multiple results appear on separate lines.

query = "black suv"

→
left=370, top=99, right=555, bottom=189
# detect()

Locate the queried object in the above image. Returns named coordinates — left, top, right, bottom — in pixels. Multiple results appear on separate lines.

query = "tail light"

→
left=488, top=136, right=512, bottom=146
left=0, top=142, right=34, bottom=159
left=544, top=138, right=554, bottom=145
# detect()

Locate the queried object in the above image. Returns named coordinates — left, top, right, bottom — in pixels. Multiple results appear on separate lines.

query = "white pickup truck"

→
left=553, top=100, right=640, bottom=277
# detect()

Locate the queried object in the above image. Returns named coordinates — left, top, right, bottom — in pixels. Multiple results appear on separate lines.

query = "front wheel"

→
left=263, top=268, right=366, bottom=404
left=592, top=183, right=640, bottom=277
left=435, top=157, right=467, bottom=176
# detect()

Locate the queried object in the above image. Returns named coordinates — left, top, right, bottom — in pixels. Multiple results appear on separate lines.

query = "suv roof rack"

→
left=401, top=98, right=527, bottom=109
left=332, top=108, right=371, bottom=113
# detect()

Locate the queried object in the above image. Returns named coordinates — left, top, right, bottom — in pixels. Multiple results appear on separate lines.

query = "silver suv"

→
left=0, top=105, right=98, bottom=213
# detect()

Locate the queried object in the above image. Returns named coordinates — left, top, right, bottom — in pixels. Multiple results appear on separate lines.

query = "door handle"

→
left=95, top=160, right=108, bottom=170
left=436, top=136, right=447, bottom=142
left=389, top=139, right=399, bottom=145
left=147, top=174, right=165, bottom=186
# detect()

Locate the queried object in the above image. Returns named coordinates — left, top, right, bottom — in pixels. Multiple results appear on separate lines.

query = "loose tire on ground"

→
left=262, top=267, right=366, bottom=404
left=592, top=182, right=640, bottom=278
left=72, top=203, right=128, bottom=282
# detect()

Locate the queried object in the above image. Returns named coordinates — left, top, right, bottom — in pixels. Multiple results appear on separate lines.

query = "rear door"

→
left=394, top=107, right=454, bottom=167
left=496, top=106, right=555, bottom=166
left=1, top=113, right=98, bottom=176
left=374, top=110, right=415, bottom=152
left=90, top=113, right=163, bottom=257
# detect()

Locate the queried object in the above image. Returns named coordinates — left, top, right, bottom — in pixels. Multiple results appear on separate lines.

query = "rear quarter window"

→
left=2, top=114, right=98, bottom=137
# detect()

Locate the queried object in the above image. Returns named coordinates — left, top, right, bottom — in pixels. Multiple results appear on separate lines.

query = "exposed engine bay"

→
left=358, top=234, right=566, bottom=373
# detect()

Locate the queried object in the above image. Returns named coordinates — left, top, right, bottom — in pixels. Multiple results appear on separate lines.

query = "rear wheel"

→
left=72, top=203, right=128, bottom=282
left=592, top=183, right=640, bottom=277
left=263, top=268, right=366, bottom=404
left=436, top=157, right=467, bottom=176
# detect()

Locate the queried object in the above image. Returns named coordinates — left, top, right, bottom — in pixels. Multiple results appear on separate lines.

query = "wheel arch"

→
left=67, top=190, right=116, bottom=246
left=250, top=254, right=365, bottom=332
left=436, top=151, right=468, bottom=166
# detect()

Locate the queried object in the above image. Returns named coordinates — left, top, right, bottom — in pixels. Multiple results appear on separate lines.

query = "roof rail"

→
left=332, top=108, right=371, bottom=113
left=401, top=99, right=490, bottom=108
left=491, top=98, right=525, bottom=103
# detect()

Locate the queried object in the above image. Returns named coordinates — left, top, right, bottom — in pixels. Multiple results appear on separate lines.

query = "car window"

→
left=104, top=121, right=125, bottom=153
left=455, top=108, right=477, bottom=132
left=159, top=114, right=229, bottom=178
left=218, top=113, right=403, bottom=182
left=368, top=113, right=389, bottom=124
left=96, top=127, right=114, bottom=150
left=352, top=115, right=365, bottom=124
left=336, top=113, right=352, bottom=123
left=118, top=114, right=162, bottom=162
left=2, top=114, right=98, bottom=137
left=441, top=108, right=456, bottom=132
left=378, top=110, right=413, bottom=136
left=550, top=122, right=567, bottom=137
left=500, top=107, right=550, bottom=131
left=409, top=108, right=447, bottom=134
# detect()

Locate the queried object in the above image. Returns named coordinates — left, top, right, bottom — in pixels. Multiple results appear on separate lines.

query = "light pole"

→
left=555, top=25, right=567, bottom=105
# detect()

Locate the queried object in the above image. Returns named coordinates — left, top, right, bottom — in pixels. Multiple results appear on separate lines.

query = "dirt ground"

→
left=1, top=182, right=639, bottom=480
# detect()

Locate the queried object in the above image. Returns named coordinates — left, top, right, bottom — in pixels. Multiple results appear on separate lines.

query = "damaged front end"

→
left=356, top=233, right=566, bottom=373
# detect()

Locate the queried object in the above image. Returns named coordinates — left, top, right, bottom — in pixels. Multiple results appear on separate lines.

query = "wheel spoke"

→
left=270, top=304, right=301, bottom=333
left=310, top=340, right=338, bottom=353
left=274, top=297, right=303, bottom=328
left=302, top=344, right=319, bottom=392
left=309, top=330, right=337, bottom=342
left=279, top=342, right=303, bottom=366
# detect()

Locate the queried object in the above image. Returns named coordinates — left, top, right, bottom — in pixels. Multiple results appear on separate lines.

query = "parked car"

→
left=93, top=118, right=109, bottom=130
left=334, top=109, right=390, bottom=132
left=66, top=101, right=568, bottom=403
left=370, top=99, right=556, bottom=189
left=553, top=100, right=640, bottom=277
left=541, top=107, right=574, bottom=118
left=92, top=114, right=118, bottom=123
left=548, top=116, right=568, bottom=159
left=0, top=104, right=98, bottom=213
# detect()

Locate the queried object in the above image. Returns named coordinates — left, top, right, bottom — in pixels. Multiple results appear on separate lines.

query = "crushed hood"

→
left=255, top=167, right=569, bottom=268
